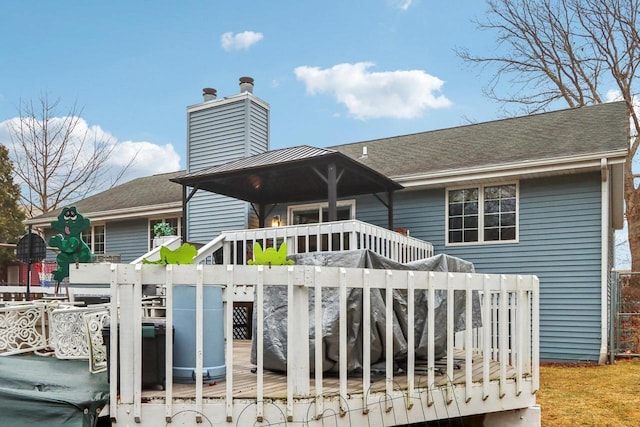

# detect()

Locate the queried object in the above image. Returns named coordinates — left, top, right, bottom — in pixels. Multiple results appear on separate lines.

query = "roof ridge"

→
left=330, top=101, right=627, bottom=149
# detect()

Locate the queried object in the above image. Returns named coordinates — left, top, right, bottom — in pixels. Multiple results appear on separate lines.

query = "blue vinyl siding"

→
left=186, top=95, right=269, bottom=243
left=187, top=96, right=269, bottom=172
left=357, top=172, right=604, bottom=362
left=105, top=218, right=150, bottom=263
left=249, top=102, right=269, bottom=156
left=187, top=192, right=249, bottom=244
left=43, top=219, right=149, bottom=264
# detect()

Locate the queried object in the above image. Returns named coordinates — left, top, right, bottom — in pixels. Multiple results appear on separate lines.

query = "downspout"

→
left=600, top=158, right=609, bottom=364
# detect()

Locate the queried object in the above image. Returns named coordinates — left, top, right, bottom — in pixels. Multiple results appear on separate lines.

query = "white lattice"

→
left=85, top=310, right=110, bottom=373
left=50, top=306, right=107, bottom=359
left=0, top=303, right=47, bottom=355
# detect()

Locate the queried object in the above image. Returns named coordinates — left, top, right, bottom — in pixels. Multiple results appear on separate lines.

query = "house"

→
left=25, top=78, right=628, bottom=365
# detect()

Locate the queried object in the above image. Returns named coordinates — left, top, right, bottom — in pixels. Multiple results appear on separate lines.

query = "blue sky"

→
left=0, top=0, right=504, bottom=181
left=1, top=0, right=632, bottom=267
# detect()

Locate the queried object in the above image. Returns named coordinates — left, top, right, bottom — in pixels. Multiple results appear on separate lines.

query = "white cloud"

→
left=606, top=89, right=623, bottom=102
left=0, top=116, right=181, bottom=190
left=386, top=0, right=414, bottom=10
left=111, top=140, right=181, bottom=180
left=294, top=62, right=451, bottom=120
left=220, top=31, right=264, bottom=51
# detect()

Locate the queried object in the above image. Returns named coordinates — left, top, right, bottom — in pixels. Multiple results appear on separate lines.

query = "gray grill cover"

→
left=251, top=250, right=481, bottom=373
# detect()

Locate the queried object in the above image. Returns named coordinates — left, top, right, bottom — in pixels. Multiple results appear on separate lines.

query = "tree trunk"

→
left=625, top=160, right=640, bottom=273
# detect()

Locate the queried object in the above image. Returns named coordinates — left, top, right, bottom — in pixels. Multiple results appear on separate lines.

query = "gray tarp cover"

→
left=251, top=250, right=481, bottom=373
left=0, top=355, right=108, bottom=427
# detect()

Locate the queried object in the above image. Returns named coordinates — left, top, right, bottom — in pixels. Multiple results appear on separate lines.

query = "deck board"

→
left=141, top=340, right=513, bottom=402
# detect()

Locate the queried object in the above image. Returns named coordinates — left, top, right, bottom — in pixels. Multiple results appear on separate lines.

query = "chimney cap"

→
left=239, top=76, right=254, bottom=94
left=202, top=87, right=217, bottom=102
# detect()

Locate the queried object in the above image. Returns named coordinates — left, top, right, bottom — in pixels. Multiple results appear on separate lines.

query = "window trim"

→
left=445, top=181, right=519, bottom=246
left=287, top=200, right=356, bottom=225
left=82, top=223, right=106, bottom=255
left=148, top=216, right=182, bottom=250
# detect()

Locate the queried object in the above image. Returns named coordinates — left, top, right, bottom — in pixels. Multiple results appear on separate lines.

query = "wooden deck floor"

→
left=141, top=340, right=513, bottom=402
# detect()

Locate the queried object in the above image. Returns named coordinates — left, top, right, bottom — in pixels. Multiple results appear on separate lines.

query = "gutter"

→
left=394, top=150, right=627, bottom=189
left=24, top=202, right=183, bottom=227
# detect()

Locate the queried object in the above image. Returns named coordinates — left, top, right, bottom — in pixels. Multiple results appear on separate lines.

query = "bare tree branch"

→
left=457, top=0, right=640, bottom=269
left=7, top=93, right=139, bottom=217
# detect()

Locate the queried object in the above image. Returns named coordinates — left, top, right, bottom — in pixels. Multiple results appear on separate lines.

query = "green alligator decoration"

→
left=48, top=206, right=94, bottom=282
left=142, top=243, right=197, bottom=265
left=248, top=242, right=294, bottom=266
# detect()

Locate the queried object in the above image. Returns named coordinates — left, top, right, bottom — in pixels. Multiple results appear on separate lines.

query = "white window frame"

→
left=445, top=181, right=519, bottom=246
left=148, top=216, right=182, bottom=250
left=82, top=224, right=106, bottom=255
left=287, top=200, right=356, bottom=225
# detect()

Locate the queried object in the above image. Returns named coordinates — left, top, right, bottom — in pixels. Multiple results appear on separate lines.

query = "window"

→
left=288, top=201, right=356, bottom=252
left=288, top=200, right=355, bottom=225
left=447, top=183, right=517, bottom=245
left=82, top=225, right=105, bottom=254
left=149, top=217, right=181, bottom=250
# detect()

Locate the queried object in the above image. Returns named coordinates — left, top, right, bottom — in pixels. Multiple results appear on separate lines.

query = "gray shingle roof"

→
left=331, top=101, right=628, bottom=178
left=28, top=170, right=184, bottom=223
left=26, top=101, right=629, bottom=224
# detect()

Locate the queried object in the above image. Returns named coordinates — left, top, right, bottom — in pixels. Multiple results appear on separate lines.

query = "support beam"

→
left=387, top=190, right=394, bottom=230
left=258, top=204, right=266, bottom=228
left=252, top=203, right=278, bottom=228
left=373, top=191, right=396, bottom=230
left=327, top=162, right=337, bottom=222
left=182, top=186, right=188, bottom=242
left=182, top=185, right=200, bottom=243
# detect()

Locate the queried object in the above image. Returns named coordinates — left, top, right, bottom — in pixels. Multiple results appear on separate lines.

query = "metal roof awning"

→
left=171, top=145, right=403, bottom=230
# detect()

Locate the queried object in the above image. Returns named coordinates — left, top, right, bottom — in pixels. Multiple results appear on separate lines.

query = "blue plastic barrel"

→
left=172, top=285, right=226, bottom=383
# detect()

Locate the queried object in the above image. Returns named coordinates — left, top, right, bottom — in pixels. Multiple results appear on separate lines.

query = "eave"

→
left=395, top=149, right=627, bottom=189
left=24, top=202, right=183, bottom=228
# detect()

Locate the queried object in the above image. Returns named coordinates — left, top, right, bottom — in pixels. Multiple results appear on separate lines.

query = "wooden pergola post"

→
left=327, top=162, right=337, bottom=222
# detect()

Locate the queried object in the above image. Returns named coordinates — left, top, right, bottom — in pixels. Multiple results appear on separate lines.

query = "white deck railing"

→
left=64, top=263, right=538, bottom=427
left=194, top=220, right=434, bottom=266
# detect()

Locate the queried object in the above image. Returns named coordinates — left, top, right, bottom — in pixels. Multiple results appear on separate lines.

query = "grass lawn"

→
left=537, top=358, right=640, bottom=426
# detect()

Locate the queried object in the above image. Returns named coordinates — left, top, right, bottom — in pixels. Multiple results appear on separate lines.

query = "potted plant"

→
left=153, top=222, right=177, bottom=248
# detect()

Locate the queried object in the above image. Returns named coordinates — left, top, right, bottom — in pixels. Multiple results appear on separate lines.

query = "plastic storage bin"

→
left=172, top=285, right=226, bottom=383
left=103, top=319, right=170, bottom=390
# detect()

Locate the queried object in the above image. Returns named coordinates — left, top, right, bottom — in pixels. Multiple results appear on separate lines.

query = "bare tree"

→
left=457, top=0, right=640, bottom=269
left=7, top=93, right=137, bottom=217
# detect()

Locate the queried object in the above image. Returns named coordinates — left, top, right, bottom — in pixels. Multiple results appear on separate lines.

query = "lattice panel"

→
left=0, top=304, right=47, bottom=355
left=233, top=304, right=252, bottom=340
left=85, top=310, right=110, bottom=373
left=50, top=306, right=107, bottom=359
